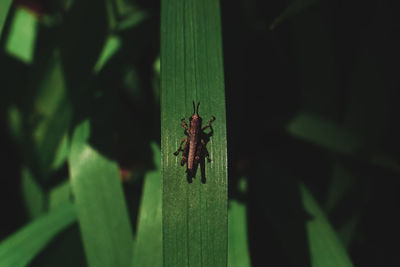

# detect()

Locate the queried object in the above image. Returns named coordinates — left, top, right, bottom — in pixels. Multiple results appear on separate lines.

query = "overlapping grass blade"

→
left=0, top=203, right=76, bottom=267
left=258, top=168, right=354, bottom=266
left=0, top=0, right=13, bottom=38
left=49, top=180, right=71, bottom=210
left=300, top=184, right=354, bottom=267
left=68, top=120, right=133, bottom=267
left=21, top=167, right=45, bottom=219
left=132, top=142, right=162, bottom=267
left=288, top=112, right=360, bottom=155
left=288, top=112, right=400, bottom=172
left=161, top=0, right=228, bottom=266
left=5, top=7, right=37, bottom=64
left=228, top=201, right=251, bottom=267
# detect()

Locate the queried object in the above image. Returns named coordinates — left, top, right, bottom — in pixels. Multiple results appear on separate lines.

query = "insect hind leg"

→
left=173, top=137, right=187, bottom=156
left=180, top=142, right=189, bottom=166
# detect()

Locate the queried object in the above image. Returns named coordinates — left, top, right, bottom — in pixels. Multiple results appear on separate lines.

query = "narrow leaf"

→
left=300, top=184, right=354, bottom=267
left=228, top=201, right=251, bottom=267
left=288, top=112, right=400, bottom=172
left=0, top=0, right=13, bottom=38
left=288, top=112, right=361, bottom=155
left=161, top=0, right=228, bottom=266
left=0, top=203, right=76, bottom=267
left=32, top=57, right=71, bottom=178
left=5, top=7, right=38, bottom=64
left=49, top=180, right=71, bottom=210
left=132, top=143, right=162, bottom=267
left=93, top=35, right=121, bottom=73
left=68, top=120, right=133, bottom=267
left=21, top=167, right=45, bottom=219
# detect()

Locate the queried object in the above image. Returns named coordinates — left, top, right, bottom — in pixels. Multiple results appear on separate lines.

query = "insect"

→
left=173, top=101, right=215, bottom=178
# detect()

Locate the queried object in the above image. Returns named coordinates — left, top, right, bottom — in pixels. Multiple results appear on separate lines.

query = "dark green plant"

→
left=2, top=0, right=399, bottom=266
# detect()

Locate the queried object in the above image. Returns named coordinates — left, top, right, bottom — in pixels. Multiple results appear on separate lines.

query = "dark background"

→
left=1, top=0, right=400, bottom=266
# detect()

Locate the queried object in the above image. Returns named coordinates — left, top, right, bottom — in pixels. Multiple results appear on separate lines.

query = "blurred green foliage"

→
left=0, top=0, right=399, bottom=266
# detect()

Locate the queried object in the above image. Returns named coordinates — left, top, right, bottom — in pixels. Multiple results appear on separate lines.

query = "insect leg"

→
left=194, top=143, right=203, bottom=165
left=181, top=118, right=189, bottom=131
left=202, top=116, right=216, bottom=131
left=201, top=139, right=211, bottom=162
left=173, top=137, right=187, bottom=156
left=181, top=141, right=189, bottom=166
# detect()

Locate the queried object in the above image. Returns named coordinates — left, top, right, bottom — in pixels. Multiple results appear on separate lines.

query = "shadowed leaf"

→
left=0, top=0, right=13, bottom=38
left=0, top=203, right=76, bottom=267
left=300, top=184, right=354, bottom=267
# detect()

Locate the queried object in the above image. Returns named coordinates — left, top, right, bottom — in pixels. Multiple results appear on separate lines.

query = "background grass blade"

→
left=5, top=7, right=37, bottom=64
left=300, top=184, right=354, bottom=267
left=288, top=112, right=400, bottom=172
left=21, top=167, right=45, bottom=219
left=68, top=120, right=133, bottom=267
left=0, top=203, right=76, bottom=267
left=132, top=142, right=162, bottom=267
left=228, top=200, right=251, bottom=267
left=161, top=0, right=228, bottom=266
left=287, top=112, right=360, bottom=155
left=0, top=0, right=13, bottom=38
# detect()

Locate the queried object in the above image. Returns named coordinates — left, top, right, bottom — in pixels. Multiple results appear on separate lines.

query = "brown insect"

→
left=173, top=101, right=215, bottom=178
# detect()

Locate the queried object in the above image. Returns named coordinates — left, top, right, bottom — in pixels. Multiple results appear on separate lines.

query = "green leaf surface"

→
left=300, top=184, right=354, bottom=267
left=49, top=180, right=71, bottom=210
left=0, top=203, right=76, bottom=267
left=0, top=0, right=13, bottom=38
left=5, top=7, right=38, bottom=64
left=288, top=112, right=361, bottom=155
left=68, top=120, right=133, bottom=267
left=106, top=0, right=148, bottom=31
left=32, top=57, right=71, bottom=177
left=29, top=224, right=87, bottom=267
left=228, top=201, right=251, bottom=267
left=287, top=112, right=400, bottom=173
left=325, top=163, right=355, bottom=213
left=93, top=35, right=121, bottom=73
left=132, top=143, right=162, bottom=267
left=21, top=167, right=45, bottom=219
left=161, top=0, right=228, bottom=266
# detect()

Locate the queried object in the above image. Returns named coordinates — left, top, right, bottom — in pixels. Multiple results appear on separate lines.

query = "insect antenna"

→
left=196, top=102, right=200, bottom=115
left=192, top=101, right=196, bottom=114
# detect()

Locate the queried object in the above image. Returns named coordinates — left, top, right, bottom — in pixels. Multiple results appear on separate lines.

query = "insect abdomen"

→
left=187, top=138, right=197, bottom=170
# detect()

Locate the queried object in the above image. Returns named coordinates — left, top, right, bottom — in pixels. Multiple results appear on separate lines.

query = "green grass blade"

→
left=93, top=35, right=121, bottom=73
left=288, top=112, right=400, bottom=172
left=33, top=59, right=71, bottom=179
left=21, top=167, right=45, bottom=219
left=68, top=120, right=133, bottom=267
left=5, top=7, right=38, bottom=64
left=161, top=0, right=228, bottom=266
left=300, top=184, right=354, bottom=267
left=132, top=143, right=162, bottom=267
left=288, top=112, right=361, bottom=155
left=228, top=201, right=251, bottom=267
left=49, top=180, right=71, bottom=211
left=0, top=203, right=76, bottom=267
left=0, top=0, right=13, bottom=38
